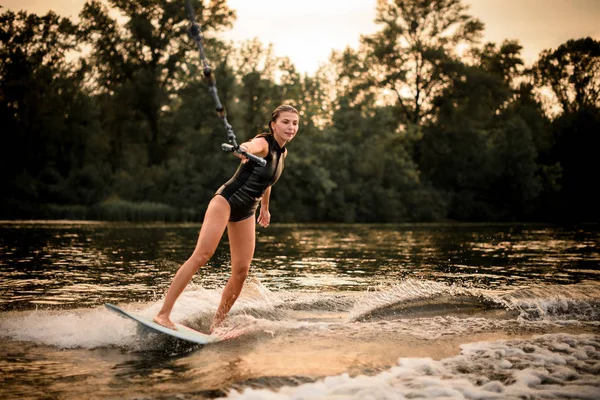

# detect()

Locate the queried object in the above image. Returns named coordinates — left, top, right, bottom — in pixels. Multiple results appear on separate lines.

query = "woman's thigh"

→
left=191, top=196, right=230, bottom=259
left=227, top=216, right=256, bottom=270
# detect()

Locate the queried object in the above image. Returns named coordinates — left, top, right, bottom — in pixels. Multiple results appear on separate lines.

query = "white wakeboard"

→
left=105, top=303, right=219, bottom=345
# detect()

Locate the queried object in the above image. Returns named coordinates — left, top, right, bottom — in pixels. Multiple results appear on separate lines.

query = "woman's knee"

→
left=231, top=264, right=250, bottom=282
left=188, top=249, right=214, bottom=269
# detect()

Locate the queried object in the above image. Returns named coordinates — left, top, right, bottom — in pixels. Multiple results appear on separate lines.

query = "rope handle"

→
left=221, top=144, right=267, bottom=166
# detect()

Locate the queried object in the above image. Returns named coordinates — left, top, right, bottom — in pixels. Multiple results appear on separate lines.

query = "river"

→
left=1, top=221, right=599, bottom=399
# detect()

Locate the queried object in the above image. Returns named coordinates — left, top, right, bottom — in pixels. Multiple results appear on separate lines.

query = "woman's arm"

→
left=257, top=186, right=271, bottom=228
left=236, top=136, right=269, bottom=162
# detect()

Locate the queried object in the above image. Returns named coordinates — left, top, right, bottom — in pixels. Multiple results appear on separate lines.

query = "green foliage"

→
left=488, top=115, right=541, bottom=220
left=420, top=40, right=542, bottom=221
left=1, top=1, right=598, bottom=223
left=316, top=102, right=441, bottom=222
left=93, top=198, right=197, bottom=221
left=0, top=9, right=103, bottom=210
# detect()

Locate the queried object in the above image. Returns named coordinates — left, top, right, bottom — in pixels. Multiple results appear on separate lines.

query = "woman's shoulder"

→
left=252, top=133, right=273, bottom=147
left=253, top=133, right=271, bottom=140
left=247, top=134, right=270, bottom=154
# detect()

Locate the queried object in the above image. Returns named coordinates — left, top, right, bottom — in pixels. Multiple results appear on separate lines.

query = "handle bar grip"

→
left=221, top=143, right=267, bottom=167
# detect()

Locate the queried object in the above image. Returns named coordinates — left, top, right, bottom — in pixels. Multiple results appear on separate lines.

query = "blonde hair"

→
left=269, top=105, right=299, bottom=134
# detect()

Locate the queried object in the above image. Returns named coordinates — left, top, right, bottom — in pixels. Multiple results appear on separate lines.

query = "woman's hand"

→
left=234, top=137, right=269, bottom=163
left=257, top=207, right=271, bottom=228
left=234, top=144, right=250, bottom=163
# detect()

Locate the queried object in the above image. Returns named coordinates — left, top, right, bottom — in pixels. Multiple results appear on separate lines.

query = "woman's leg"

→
left=154, top=196, right=230, bottom=329
left=210, top=215, right=256, bottom=331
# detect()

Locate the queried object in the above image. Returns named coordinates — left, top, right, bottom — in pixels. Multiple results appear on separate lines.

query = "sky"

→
left=3, top=0, right=600, bottom=75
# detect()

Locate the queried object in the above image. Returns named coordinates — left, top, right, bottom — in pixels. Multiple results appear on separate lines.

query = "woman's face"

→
left=271, top=111, right=299, bottom=143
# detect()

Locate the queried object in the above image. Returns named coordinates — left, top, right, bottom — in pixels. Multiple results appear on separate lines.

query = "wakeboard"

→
left=105, top=303, right=219, bottom=345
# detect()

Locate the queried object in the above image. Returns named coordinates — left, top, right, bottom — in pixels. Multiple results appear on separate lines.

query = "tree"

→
left=229, top=39, right=293, bottom=138
left=336, top=0, right=484, bottom=126
left=419, top=41, right=535, bottom=220
left=532, top=37, right=600, bottom=115
left=550, top=106, right=600, bottom=222
left=0, top=9, right=105, bottom=215
left=471, top=40, right=524, bottom=85
left=79, top=0, right=236, bottom=167
left=532, top=37, right=600, bottom=222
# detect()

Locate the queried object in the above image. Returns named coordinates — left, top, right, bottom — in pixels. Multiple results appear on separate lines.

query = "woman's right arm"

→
left=236, top=136, right=269, bottom=162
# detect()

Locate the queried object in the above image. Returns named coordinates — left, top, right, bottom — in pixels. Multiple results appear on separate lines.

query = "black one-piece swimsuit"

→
left=215, top=134, right=285, bottom=222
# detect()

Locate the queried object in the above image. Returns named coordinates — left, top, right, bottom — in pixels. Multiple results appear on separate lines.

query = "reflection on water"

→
left=1, top=222, right=599, bottom=400
left=0, top=222, right=598, bottom=311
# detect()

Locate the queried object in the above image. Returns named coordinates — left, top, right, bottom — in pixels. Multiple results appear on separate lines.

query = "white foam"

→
left=0, top=307, right=136, bottom=349
left=223, top=334, right=600, bottom=400
left=0, top=281, right=285, bottom=349
left=1, top=280, right=598, bottom=359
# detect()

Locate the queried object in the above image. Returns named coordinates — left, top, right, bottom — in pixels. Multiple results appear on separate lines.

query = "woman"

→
left=154, top=104, right=299, bottom=333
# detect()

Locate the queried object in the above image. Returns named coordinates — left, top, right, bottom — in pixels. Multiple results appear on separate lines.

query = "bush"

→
left=92, top=198, right=198, bottom=222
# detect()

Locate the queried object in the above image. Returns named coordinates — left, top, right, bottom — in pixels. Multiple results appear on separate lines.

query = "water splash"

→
left=2, top=280, right=599, bottom=351
left=500, top=282, right=600, bottom=321
left=348, top=279, right=511, bottom=322
left=0, top=307, right=135, bottom=349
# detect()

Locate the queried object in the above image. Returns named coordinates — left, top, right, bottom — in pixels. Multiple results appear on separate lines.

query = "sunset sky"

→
left=3, top=0, right=600, bottom=74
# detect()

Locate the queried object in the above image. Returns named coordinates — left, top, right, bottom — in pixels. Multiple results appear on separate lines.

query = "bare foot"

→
left=153, top=315, right=177, bottom=331
left=209, top=321, right=223, bottom=334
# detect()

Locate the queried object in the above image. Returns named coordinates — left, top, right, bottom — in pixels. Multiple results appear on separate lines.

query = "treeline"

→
left=1, top=0, right=598, bottom=223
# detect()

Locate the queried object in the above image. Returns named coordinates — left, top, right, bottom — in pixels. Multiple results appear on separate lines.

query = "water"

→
left=1, top=221, right=599, bottom=399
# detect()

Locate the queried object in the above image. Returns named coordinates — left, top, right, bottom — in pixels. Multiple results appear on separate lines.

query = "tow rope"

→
left=184, top=0, right=266, bottom=166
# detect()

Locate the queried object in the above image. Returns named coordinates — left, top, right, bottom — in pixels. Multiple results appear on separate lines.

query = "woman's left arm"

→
left=257, top=186, right=272, bottom=228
